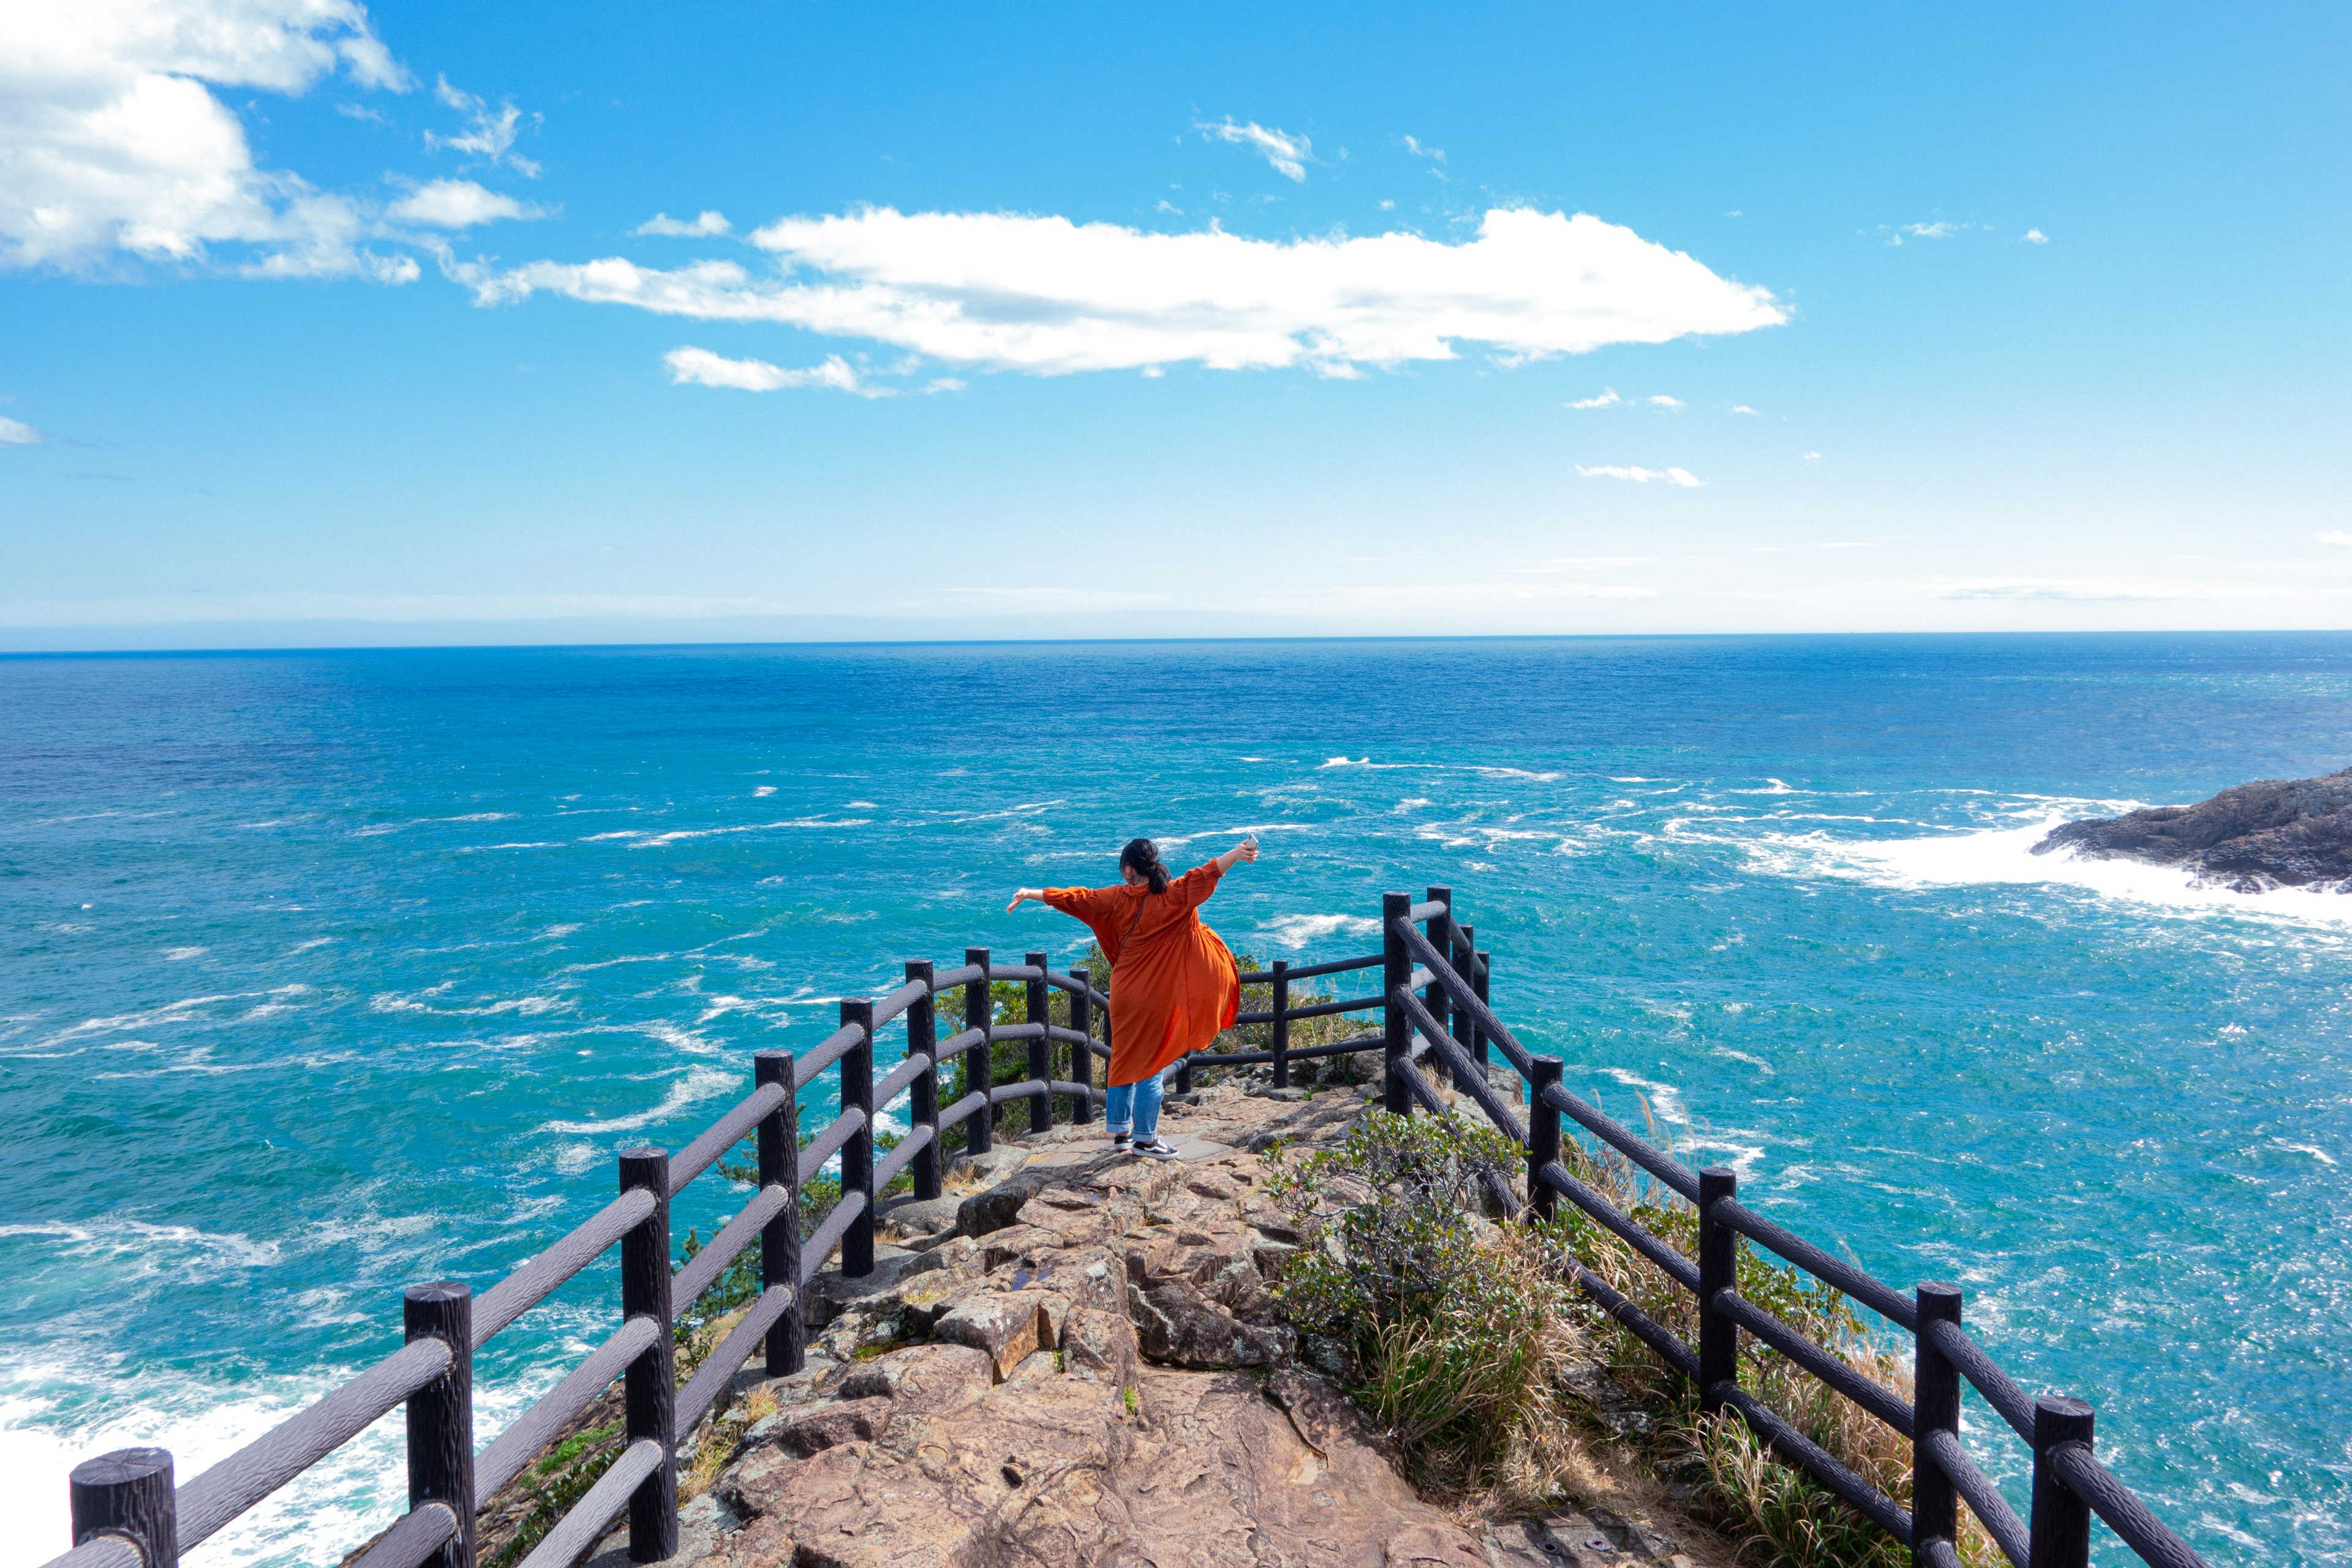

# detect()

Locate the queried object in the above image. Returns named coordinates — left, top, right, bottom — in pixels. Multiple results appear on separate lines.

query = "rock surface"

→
left=2033, top=766, right=2352, bottom=891
left=610, top=1081, right=1731, bottom=1568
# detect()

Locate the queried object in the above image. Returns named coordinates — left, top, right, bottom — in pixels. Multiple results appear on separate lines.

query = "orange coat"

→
left=1044, top=861, right=1240, bottom=1087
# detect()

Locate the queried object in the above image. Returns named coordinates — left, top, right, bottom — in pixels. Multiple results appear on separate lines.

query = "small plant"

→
left=1265, top=1110, right=1588, bottom=1501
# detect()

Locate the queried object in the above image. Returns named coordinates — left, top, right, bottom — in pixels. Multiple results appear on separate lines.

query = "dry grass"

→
left=1267, top=1104, right=2001, bottom=1568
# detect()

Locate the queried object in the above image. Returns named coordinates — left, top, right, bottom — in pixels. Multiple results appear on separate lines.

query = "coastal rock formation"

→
left=568, top=1080, right=1731, bottom=1568
left=2032, top=766, right=2352, bottom=891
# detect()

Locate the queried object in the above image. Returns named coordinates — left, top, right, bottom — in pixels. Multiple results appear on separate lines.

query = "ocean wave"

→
left=536, top=1065, right=737, bottom=1136
left=0, top=1219, right=282, bottom=1274
left=1735, top=813, right=2352, bottom=930
left=1261, top=913, right=1381, bottom=949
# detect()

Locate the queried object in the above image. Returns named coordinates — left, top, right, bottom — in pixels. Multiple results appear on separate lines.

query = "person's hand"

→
left=1235, top=835, right=1260, bottom=862
left=1005, top=887, right=1041, bottom=913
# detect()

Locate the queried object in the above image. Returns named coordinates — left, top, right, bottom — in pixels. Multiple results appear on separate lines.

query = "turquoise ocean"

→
left=3, top=636, right=2347, bottom=1564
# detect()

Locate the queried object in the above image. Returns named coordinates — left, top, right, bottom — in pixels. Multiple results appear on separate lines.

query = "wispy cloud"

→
left=1576, top=464, right=1702, bottom=487
left=1195, top=118, right=1312, bottom=182
left=463, top=206, right=1788, bottom=378
left=387, top=179, right=548, bottom=230
left=1931, top=577, right=2304, bottom=603
left=1398, top=134, right=1446, bottom=164
left=2315, top=530, right=2352, bottom=546
left=0, top=416, right=44, bottom=447
left=1569, top=388, right=1682, bottom=410
left=1646, top=394, right=1684, bottom=409
left=2022, top=228, right=2049, bottom=244
left=635, top=211, right=730, bottom=238
left=1730, top=404, right=1759, bottom=415
left=427, top=77, right=541, bottom=178
left=1516, top=556, right=1656, bottom=572
left=1569, top=388, right=1624, bottom=409
left=663, top=347, right=875, bottom=395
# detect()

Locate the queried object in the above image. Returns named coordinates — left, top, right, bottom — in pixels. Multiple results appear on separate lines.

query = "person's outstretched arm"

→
left=1005, top=885, right=1047, bottom=913
left=1213, top=836, right=1260, bottom=873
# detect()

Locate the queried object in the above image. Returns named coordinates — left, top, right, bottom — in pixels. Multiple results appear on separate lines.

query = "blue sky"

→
left=3, top=2, right=2348, bottom=648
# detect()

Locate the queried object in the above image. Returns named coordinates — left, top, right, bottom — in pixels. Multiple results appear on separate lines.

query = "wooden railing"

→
left=45, top=890, right=2217, bottom=1568
left=43, top=946, right=1109, bottom=1568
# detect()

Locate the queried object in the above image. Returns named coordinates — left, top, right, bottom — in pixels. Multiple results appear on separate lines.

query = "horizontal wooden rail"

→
left=873, top=1050, right=933, bottom=1108
left=513, top=1438, right=661, bottom=1568
left=1714, top=1383, right=1912, bottom=1544
left=932, top=1025, right=986, bottom=1062
left=796, top=1021, right=865, bottom=1084
left=1711, top=1288, right=1914, bottom=1436
left=1235, top=949, right=1384, bottom=982
left=936, top=1088, right=988, bottom=1131
left=174, top=1335, right=453, bottom=1550
left=344, top=1502, right=459, bottom=1568
left=666, top=1082, right=788, bottom=1196
left=472, top=1188, right=656, bottom=1346
left=1920, top=1427, right=2029, bottom=1566
left=672, top=1186, right=790, bottom=1306
left=676, top=1286, right=795, bottom=1432
left=799, top=1107, right=865, bottom=1175
left=1710, top=1197, right=1918, bottom=1332
left=1399, top=990, right=1528, bottom=1140
left=873, top=1124, right=933, bottom=1189
left=1534, top=1161, right=1701, bottom=1292
left=472, top=1317, right=658, bottom=1506
left=797, top=1192, right=866, bottom=1285
left=1234, top=990, right=1384, bottom=1025
left=1534, top=1080, right=1700, bottom=1204
left=2048, top=1442, right=2208, bottom=1568
left=869, top=978, right=932, bottom=1029
left=1923, top=1316, right=2038, bottom=1443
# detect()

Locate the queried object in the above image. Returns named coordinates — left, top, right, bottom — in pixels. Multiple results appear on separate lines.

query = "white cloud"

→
left=386, top=178, right=546, bottom=229
left=1378, top=198, right=1395, bottom=211
left=2315, top=530, right=2352, bottom=546
left=2022, top=228, right=2049, bottom=244
left=0, top=0, right=415, bottom=277
left=0, top=416, right=44, bottom=445
left=1904, top=221, right=1960, bottom=239
left=663, top=346, right=875, bottom=395
left=1646, top=394, right=1683, bottom=409
left=1729, top=404, right=1759, bottom=415
left=462, top=206, right=1787, bottom=378
left=1576, top=464, right=1703, bottom=487
left=1802, top=451, right=1821, bottom=460
left=635, top=210, right=729, bottom=237
left=1398, top=134, right=1445, bottom=163
left=426, top=76, right=540, bottom=177
left=1931, top=577, right=2304, bottom=603
left=1569, top=388, right=1624, bottom=409
left=1196, top=118, right=1311, bottom=182
left=1517, top=556, right=1655, bottom=571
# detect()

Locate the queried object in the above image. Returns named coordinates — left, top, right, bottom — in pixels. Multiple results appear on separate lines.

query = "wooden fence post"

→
left=617, top=1148, right=677, bottom=1562
left=1912, top=1283, right=1962, bottom=1567
left=1528, top=1057, right=1563, bottom=1219
left=1069, top=976, right=1095, bottom=1124
left=1174, top=1052, right=1194, bottom=1096
left=70, top=1449, right=176, bottom=1568
left=1270, top=960, right=1291, bottom=1089
left=1382, top=892, right=1412, bottom=1115
left=1423, top=886, right=1453, bottom=1084
left=963, top=948, right=992, bottom=1157
left=755, top=1050, right=802, bottom=1377
left=1697, top=1166, right=1738, bottom=1414
left=403, top=1282, right=475, bottom=1568
left=1474, top=941, right=1493, bottom=1073
left=1453, top=921, right=1483, bottom=1079
left=905, top=961, right=940, bottom=1200
left=2030, top=1396, right=2095, bottom=1568
left=1025, top=952, right=1053, bottom=1134
left=840, top=998, right=876, bottom=1278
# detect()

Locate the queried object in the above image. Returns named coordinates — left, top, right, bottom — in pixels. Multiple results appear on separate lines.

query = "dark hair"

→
left=1120, top=837, right=1169, bottom=895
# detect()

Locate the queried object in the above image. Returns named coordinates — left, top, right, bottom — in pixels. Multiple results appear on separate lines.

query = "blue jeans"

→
left=1105, top=1066, right=1167, bottom=1142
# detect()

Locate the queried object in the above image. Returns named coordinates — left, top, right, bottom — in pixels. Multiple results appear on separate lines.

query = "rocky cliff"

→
left=576, top=1081, right=1735, bottom=1568
left=2033, top=767, right=2352, bottom=891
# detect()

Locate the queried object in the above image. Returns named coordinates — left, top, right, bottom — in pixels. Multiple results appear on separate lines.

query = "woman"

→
left=1006, top=834, right=1259, bottom=1158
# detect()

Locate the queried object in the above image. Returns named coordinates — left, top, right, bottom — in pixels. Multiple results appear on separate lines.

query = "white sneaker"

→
left=1134, top=1137, right=1183, bottom=1160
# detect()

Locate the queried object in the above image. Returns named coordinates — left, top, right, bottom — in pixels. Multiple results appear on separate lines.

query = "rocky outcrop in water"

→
left=2032, top=767, right=2352, bottom=892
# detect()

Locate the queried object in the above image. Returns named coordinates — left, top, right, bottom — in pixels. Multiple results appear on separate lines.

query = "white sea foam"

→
left=1737, top=812, right=2352, bottom=930
left=1262, top=913, right=1381, bottom=949
left=162, top=946, right=206, bottom=961
left=537, top=1065, right=737, bottom=1136
left=753, top=785, right=777, bottom=796
left=631, top=818, right=872, bottom=847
